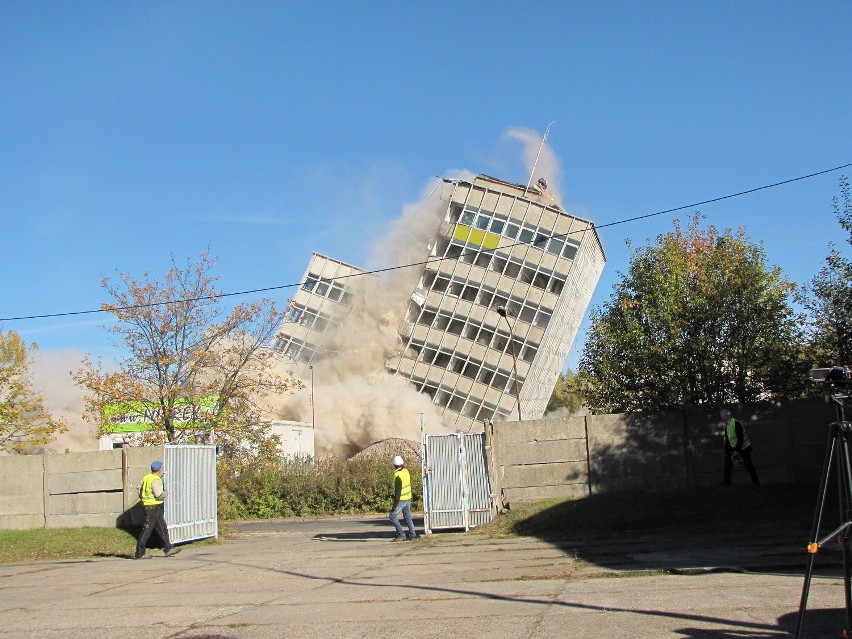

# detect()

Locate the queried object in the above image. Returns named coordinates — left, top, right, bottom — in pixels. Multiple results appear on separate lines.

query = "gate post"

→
left=483, top=419, right=503, bottom=515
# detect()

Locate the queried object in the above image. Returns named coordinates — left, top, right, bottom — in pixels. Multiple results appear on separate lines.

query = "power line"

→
left=1, top=162, right=849, bottom=323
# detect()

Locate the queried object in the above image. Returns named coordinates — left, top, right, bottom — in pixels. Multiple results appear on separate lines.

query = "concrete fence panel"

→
left=44, top=450, right=124, bottom=529
left=587, top=411, right=688, bottom=493
left=488, top=398, right=840, bottom=506
left=0, top=454, right=45, bottom=530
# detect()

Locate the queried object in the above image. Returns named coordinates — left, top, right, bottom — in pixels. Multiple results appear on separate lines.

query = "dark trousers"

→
left=723, top=445, right=760, bottom=485
left=135, top=504, right=172, bottom=557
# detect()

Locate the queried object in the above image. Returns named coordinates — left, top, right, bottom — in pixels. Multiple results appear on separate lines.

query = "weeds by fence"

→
left=217, top=456, right=423, bottom=519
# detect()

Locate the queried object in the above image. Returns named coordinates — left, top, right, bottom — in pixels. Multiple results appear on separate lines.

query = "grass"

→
left=0, top=527, right=139, bottom=563
left=0, top=525, right=228, bottom=564
left=0, top=483, right=826, bottom=564
left=477, top=481, right=825, bottom=543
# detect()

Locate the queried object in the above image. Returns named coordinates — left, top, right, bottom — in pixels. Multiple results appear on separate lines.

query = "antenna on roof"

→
left=524, top=121, right=555, bottom=197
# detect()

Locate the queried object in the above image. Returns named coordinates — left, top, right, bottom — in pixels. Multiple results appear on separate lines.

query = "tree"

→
left=579, top=214, right=805, bottom=414
left=801, top=177, right=852, bottom=367
left=545, top=369, right=583, bottom=415
left=0, top=329, right=66, bottom=452
left=74, top=249, right=302, bottom=465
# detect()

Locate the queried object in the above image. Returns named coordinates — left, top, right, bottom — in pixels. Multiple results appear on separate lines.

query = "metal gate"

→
left=163, top=445, right=218, bottom=544
left=421, top=431, right=493, bottom=533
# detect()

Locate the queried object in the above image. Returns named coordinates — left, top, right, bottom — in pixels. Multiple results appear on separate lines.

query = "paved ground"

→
left=0, top=515, right=847, bottom=638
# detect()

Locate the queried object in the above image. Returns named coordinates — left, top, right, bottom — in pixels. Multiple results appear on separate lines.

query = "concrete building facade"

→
left=386, top=175, right=605, bottom=428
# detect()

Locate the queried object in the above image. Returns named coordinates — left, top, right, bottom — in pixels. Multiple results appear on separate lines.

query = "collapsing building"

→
left=276, top=174, right=605, bottom=430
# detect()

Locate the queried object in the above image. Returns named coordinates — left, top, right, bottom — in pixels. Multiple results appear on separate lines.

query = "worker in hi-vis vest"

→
left=720, top=409, right=760, bottom=485
left=389, top=455, right=418, bottom=541
left=134, top=460, right=182, bottom=559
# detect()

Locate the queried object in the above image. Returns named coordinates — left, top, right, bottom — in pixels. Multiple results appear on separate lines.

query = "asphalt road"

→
left=0, top=514, right=847, bottom=638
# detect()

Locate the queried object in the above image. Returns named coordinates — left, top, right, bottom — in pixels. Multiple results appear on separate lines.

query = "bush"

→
left=217, top=456, right=423, bottom=520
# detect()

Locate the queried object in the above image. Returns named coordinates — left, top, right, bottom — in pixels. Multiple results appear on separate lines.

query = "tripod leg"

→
left=839, top=429, right=852, bottom=636
left=795, top=424, right=839, bottom=639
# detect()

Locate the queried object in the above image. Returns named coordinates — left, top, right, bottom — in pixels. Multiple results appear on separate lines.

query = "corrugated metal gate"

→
left=163, top=445, right=218, bottom=543
left=421, top=431, right=493, bottom=533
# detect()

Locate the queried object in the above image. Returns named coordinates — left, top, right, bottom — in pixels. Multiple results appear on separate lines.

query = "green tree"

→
left=579, top=214, right=804, bottom=413
left=0, top=329, right=66, bottom=452
left=801, top=177, right=852, bottom=367
left=545, top=369, right=583, bottom=415
left=74, top=249, right=302, bottom=466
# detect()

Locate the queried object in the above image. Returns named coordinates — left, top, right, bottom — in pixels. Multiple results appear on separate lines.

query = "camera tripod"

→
left=795, top=392, right=852, bottom=639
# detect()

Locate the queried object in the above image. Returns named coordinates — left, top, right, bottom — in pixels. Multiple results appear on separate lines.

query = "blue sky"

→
left=2, top=1, right=851, bottom=373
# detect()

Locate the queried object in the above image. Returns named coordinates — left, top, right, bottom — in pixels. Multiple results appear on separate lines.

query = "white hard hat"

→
left=392, top=455, right=404, bottom=466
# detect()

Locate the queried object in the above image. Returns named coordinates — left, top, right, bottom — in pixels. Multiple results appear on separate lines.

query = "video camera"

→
left=811, top=365, right=852, bottom=390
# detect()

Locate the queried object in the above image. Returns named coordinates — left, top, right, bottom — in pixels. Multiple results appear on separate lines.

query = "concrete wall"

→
left=0, top=446, right=164, bottom=531
left=487, top=398, right=836, bottom=509
left=0, top=454, right=45, bottom=530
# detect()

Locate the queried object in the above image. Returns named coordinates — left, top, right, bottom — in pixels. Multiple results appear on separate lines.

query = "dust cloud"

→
left=28, top=349, right=99, bottom=452
left=273, top=179, right=452, bottom=456
left=506, top=126, right=563, bottom=205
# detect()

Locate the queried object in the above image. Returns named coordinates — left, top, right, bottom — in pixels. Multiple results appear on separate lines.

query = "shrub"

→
left=218, top=455, right=423, bottom=520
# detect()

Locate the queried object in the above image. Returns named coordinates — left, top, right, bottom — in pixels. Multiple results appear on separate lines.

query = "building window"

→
left=462, top=401, right=480, bottom=418
left=547, top=237, right=564, bottom=256
left=446, top=244, right=463, bottom=259
left=302, top=274, right=319, bottom=292
left=448, top=395, right=465, bottom=413
left=549, top=278, right=565, bottom=295
left=474, top=253, right=492, bottom=269
left=419, top=310, right=436, bottom=327
left=563, top=239, right=580, bottom=260
left=448, top=203, right=463, bottom=224
left=521, top=344, right=538, bottom=363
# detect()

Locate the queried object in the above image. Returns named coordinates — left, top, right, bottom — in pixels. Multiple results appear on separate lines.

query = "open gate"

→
left=163, top=445, right=218, bottom=544
left=421, top=429, right=493, bottom=533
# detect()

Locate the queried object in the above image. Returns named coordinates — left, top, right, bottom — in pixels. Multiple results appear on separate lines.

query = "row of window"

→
left=435, top=241, right=567, bottom=297
left=409, top=375, right=502, bottom=423
left=301, top=273, right=354, bottom=305
left=419, top=270, right=554, bottom=331
left=275, top=335, right=318, bottom=363
left=450, top=204, right=581, bottom=260
left=284, top=303, right=334, bottom=332
left=405, top=339, right=524, bottom=392
left=410, top=307, right=539, bottom=363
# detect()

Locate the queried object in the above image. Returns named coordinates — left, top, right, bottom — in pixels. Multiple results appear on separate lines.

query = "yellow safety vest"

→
left=140, top=472, right=164, bottom=506
left=393, top=468, right=412, bottom=501
left=726, top=418, right=751, bottom=449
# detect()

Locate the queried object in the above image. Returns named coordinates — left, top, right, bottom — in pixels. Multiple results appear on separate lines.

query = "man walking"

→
left=389, top=455, right=418, bottom=541
left=135, top=460, right=182, bottom=559
left=721, top=409, right=760, bottom=485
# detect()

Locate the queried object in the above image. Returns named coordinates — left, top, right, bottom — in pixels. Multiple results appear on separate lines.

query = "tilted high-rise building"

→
left=276, top=174, right=605, bottom=429
left=275, top=253, right=367, bottom=365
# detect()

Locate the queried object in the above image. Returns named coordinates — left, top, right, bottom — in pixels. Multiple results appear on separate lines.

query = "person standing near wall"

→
left=135, top=460, right=182, bottom=559
left=389, top=455, right=418, bottom=541
left=721, top=409, right=760, bottom=486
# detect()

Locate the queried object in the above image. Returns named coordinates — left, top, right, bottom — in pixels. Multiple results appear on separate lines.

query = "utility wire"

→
left=1, top=162, right=849, bottom=323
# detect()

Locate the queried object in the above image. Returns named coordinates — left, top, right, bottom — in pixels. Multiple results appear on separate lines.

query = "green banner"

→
left=103, top=396, right=219, bottom=433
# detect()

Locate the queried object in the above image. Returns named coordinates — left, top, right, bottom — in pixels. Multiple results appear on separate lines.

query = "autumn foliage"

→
left=0, top=329, right=66, bottom=452
left=74, top=249, right=302, bottom=465
left=580, top=214, right=806, bottom=413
